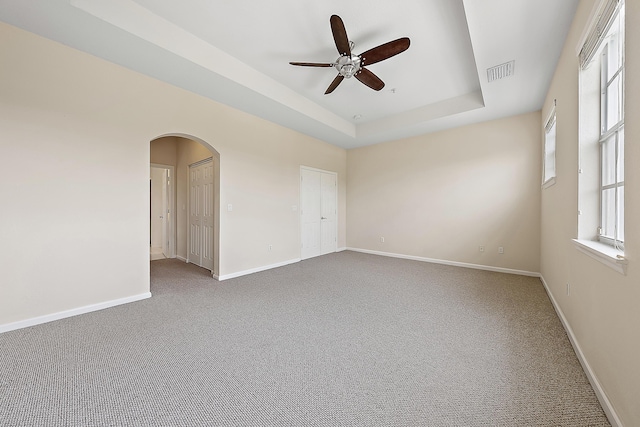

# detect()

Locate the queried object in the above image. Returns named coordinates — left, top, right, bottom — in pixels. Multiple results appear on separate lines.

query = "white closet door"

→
left=189, top=164, right=202, bottom=265
left=301, top=167, right=337, bottom=260
left=189, top=159, right=214, bottom=271
left=201, top=162, right=214, bottom=271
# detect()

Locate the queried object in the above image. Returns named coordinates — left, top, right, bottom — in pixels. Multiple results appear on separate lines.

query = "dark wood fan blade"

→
left=355, top=68, right=385, bottom=91
left=359, top=37, right=410, bottom=66
left=289, top=62, right=334, bottom=67
left=330, top=15, right=351, bottom=56
left=325, top=74, right=344, bottom=94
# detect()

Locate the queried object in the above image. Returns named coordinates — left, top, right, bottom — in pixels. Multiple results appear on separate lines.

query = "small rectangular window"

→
left=543, top=109, right=556, bottom=187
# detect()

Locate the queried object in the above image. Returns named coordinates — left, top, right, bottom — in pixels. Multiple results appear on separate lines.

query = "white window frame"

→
left=597, top=4, right=624, bottom=250
left=542, top=106, right=557, bottom=188
left=575, top=0, right=626, bottom=274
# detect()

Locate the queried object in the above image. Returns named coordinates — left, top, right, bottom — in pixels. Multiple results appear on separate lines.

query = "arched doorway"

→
left=150, top=134, right=221, bottom=278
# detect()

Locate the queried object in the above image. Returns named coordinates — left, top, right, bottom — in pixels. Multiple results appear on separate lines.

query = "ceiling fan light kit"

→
left=289, top=15, right=410, bottom=95
left=335, top=55, right=361, bottom=79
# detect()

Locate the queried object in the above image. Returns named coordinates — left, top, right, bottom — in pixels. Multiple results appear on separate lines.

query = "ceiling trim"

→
left=357, top=90, right=484, bottom=138
left=71, top=0, right=357, bottom=138
left=0, top=0, right=576, bottom=148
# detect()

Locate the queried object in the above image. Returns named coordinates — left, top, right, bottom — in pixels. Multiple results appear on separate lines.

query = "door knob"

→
left=321, top=217, right=327, bottom=220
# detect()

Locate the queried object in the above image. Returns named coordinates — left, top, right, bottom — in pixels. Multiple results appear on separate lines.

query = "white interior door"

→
left=150, top=169, right=164, bottom=250
left=160, top=169, right=169, bottom=257
left=189, top=159, right=214, bottom=271
left=301, top=168, right=321, bottom=260
left=151, top=164, right=175, bottom=259
left=301, top=167, right=337, bottom=260
left=320, top=172, right=337, bottom=255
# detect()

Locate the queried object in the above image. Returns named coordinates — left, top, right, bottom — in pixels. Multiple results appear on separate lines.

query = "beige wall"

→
left=0, top=22, right=346, bottom=326
left=540, top=1, right=640, bottom=425
left=347, top=112, right=542, bottom=274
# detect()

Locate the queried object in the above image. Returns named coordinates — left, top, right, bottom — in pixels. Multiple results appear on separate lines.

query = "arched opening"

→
left=150, top=134, right=220, bottom=278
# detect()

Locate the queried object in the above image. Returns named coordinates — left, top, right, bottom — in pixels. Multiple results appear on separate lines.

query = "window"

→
left=578, top=0, right=625, bottom=251
left=543, top=107, right=556, bottom=187
left=575, top=0, right=626, bottom=273
left=598, top=7, right=624, bottom=249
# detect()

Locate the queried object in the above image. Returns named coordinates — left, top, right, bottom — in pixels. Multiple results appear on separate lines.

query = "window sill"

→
left=542, top=177, right=556, bottom=189
left=572, top=239, right=627, bottom=275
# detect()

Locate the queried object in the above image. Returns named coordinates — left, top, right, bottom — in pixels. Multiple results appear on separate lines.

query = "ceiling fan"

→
left=290, top=15, right=410, bottom=94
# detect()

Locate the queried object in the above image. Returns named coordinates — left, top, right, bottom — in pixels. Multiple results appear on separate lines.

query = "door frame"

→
left=150, top=163, right=176, bottom=258
left=300, top=165, right=338, bottom=260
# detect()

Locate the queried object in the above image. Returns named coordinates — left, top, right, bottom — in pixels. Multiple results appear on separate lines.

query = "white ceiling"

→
left=0, top=0, right=578, bottom=149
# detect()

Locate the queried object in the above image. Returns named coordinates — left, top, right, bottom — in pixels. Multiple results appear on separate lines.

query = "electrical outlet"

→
left=269, top=244, right=273, bottom=251
left=479, top=245, right=485, bottom=252
left=380, top=237, right=385, bottom=243
left=498, top=246, right=504, bottom=254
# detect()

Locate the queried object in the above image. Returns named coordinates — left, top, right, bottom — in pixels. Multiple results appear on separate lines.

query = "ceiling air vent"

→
left=487, top=61, right=515, bottom=82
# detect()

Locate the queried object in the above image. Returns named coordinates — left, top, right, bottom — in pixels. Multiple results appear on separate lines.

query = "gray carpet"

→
left=0, top=251, right=610, bottom=426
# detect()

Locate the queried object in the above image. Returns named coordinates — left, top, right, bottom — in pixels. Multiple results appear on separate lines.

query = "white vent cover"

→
left=487, top=61, right=515, bottom=82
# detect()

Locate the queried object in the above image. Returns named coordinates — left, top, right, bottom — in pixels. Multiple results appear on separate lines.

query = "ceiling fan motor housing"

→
left=335, top=54, right=361, bottom=78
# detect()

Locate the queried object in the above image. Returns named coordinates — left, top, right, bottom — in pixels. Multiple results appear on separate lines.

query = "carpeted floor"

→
left=0, top=251, right=610, bottom=426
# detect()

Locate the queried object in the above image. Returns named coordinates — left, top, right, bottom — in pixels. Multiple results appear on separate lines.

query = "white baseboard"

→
left=218, top=258, right=301, bottom=281
left=346, top=247, right=540, bottom=277
left=176, top=255, right=187, bottom=263
left=0, top=292, right=152, bottom=334
left=336, top=247, right=347, bottom=252
left=539, top=275, right=622, bottom=427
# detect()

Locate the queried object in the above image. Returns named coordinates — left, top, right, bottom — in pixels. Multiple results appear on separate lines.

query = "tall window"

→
left=599, top=4, right=624, bottom=247
left=543, top=108, right=556, bottom=187
left=579, top=0, right=625, bottom=250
